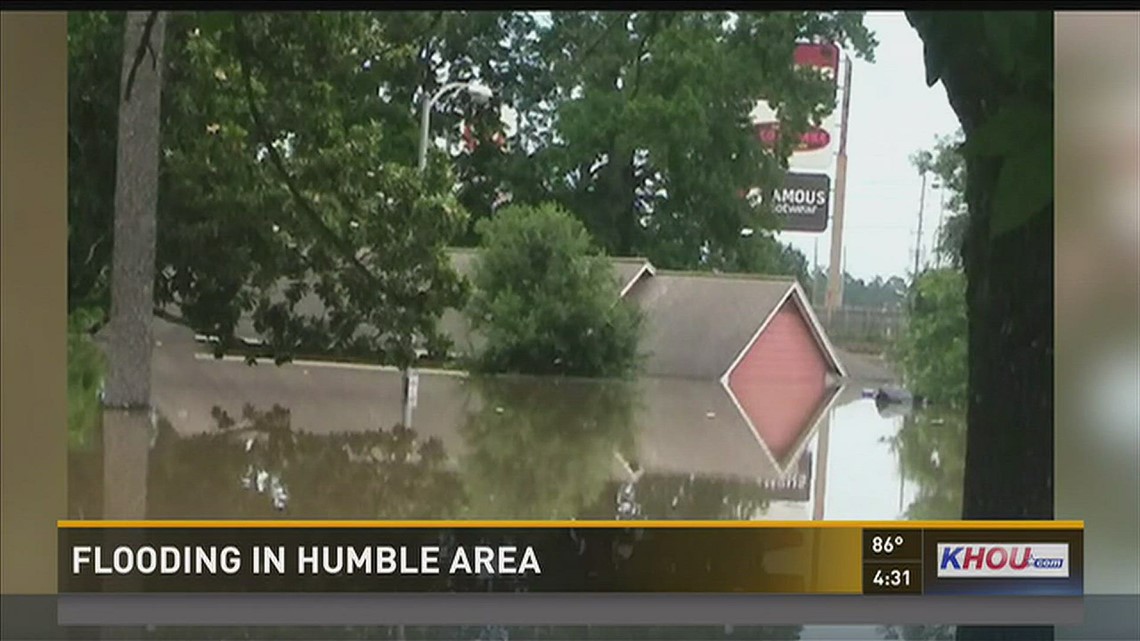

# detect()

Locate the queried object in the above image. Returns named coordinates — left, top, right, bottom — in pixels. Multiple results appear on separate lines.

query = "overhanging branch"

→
left=123, top=11, right=160, bottom=102
left=232, top=14, right=385, bottom=294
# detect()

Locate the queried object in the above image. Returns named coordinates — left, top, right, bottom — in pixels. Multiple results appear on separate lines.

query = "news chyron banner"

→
left=58, top=520, right=1081, bottom=596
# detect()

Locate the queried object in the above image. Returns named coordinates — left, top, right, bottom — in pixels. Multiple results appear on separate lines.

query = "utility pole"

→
left=812, top=238, right=820, bottom=305
left=824, top=55, right=853, bottom=319
left=913, top=170, right=928, bottom=278
left=933, top=184, right=947, bottom=267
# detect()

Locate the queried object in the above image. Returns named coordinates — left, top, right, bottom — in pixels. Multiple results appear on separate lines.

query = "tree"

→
left=908, top=11, right=1053, bottom=640
left=67, top=12, right=124, bottom=315
left=911, top=130, right=967, bottom=269
left=449, top=11, right=877, bottom=269
left=466, top=202, right=643, bottom=377
left=907, top=11, right=1053, bottom=518
left=705, top=231, right=812, bottom=285
left=103, top=11, right=168, bottom=411
left=895, top=268, right=967, bottom=408
left=812, top=270, right=907, bottom=309
left=68, top=11, right=877, bottom=372
left=68, top=13, right=470, bottom=375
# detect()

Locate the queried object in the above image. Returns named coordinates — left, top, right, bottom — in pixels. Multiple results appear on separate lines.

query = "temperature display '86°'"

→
left=862, top=530, right=922, bottom=561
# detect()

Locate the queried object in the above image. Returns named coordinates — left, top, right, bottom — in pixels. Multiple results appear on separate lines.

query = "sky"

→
left=777, top=12, right=962, bottom=280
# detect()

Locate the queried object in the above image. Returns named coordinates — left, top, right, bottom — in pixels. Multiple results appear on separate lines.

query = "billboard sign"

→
left=763, top=172, right=831, bottom=233
left=751, top=42, right=842, bottom=171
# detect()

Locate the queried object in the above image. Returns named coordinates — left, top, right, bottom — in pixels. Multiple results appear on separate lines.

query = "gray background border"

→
left=56, top=594, right=1082, bottom=626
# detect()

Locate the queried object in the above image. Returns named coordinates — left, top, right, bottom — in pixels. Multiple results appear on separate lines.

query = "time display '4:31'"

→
left=862, top=562, right=923, bottom=594
left=873, top=568, right=911, bottom=587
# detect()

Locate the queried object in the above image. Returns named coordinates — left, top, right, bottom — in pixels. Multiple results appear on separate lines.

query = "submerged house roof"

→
left=145, top=318, right=841, bottom=484
left=138, top=250, right=848, bottom=486
left=181, top=248, right=844, bottom=383
left=625, top=272, right=841, bottom=381
left=446, top=249, right=844, bottom=383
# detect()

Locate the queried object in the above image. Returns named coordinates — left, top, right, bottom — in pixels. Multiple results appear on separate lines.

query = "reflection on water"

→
left=69, top=369, right=965, bottom=525
left=458, top=376, right=639, bottom=520
left=888, top=410, right=967, bottom=521
left=68, top=353, right=967, bottom=641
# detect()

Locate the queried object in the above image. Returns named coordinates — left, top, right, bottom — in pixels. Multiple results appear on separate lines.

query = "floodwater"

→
left=68, top=369, right=964, bottom=525
left=67, top=328, right=971, bottom=641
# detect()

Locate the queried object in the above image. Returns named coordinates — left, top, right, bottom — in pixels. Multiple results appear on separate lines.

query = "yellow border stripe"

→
left=58, top=520, right=1084, bottom=530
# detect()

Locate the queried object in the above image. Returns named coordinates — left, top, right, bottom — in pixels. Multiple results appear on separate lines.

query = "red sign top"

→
left=794, top=43, right=840, bottom=73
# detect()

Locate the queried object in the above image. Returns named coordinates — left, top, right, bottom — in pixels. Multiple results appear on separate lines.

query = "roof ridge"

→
left=446, top=247, right=653, bottom=267
left=651, top=269, right=799, bottom=283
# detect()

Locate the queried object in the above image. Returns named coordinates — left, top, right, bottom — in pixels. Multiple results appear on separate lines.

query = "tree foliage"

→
left=67, top=309, right=105, bottom=449
left=707, top=231, right=812, bottom=286
left=894, top=268, right=967, bottom=408
left=466, top=203, right=643, bottom=377
left=69, top=12, right=471, bottom=369
left=908, top=12, right=1052, bottom=242
left=68, top=11, right=877, bottom=370
left=911, top=129, right=967, bottom=269
left=452, top=11, right=877, bottom=270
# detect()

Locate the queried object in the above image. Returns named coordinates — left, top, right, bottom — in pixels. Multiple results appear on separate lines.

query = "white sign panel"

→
left=751, top=43, right=842, bottom=172
left=408, top=371, right=419, bottom=408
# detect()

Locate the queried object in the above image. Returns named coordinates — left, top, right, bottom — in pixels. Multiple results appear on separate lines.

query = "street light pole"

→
left=417, top=81, right=493, bottom=172
left=403, top=81, right=493, bottom=428
left=913, top=169, right=928, bottom=279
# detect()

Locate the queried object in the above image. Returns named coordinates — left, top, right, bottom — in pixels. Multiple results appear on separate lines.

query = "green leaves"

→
left=451, top=11, right=877, bottom=268
left=963, top=100, right=1049, bottom=158
left=895, top=269, right=968, bottom=408
left=989, top=136, right=1052, bottom=239
left=69, top=10, right=879, bottom=372
left=981, top=12, right=1037, bottom=78
left=908, top=12, right=1054, bottom=241
left=195, top=11, right=234, bottom=38
left=467, top=203, right=643, bottom=378
left=69, top=11, right=474, bottom=369
left=963, top=101, right=1053, bottom=240
left=67, top=308, right=106, bottom=450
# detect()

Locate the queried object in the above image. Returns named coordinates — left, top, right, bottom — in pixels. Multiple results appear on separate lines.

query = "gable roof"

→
left=716, top=279, right=848, bottom=383
left=627, top=271, right=797, bottom=380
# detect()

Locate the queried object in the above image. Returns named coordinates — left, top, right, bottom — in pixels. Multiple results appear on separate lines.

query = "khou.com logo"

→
left=936, top=543, right=1070, bottom=578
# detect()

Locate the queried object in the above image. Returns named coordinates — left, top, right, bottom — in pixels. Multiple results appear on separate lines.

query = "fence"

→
left=814, top=305, right=905, bottom=348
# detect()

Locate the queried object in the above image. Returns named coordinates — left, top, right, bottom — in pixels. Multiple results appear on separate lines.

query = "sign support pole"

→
left=824, top=55, right=853, bottom=319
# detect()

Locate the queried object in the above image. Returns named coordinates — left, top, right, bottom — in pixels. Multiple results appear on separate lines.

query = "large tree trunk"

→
left=961, top=193, right=1054, bottom=520
left=104, top=11, right=167, bottom=411
left=102, top=11, right=167, bottom=528
left=907, top=12, right=1053, bottom=641
left=953, top=134, right=1054, bottom=641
